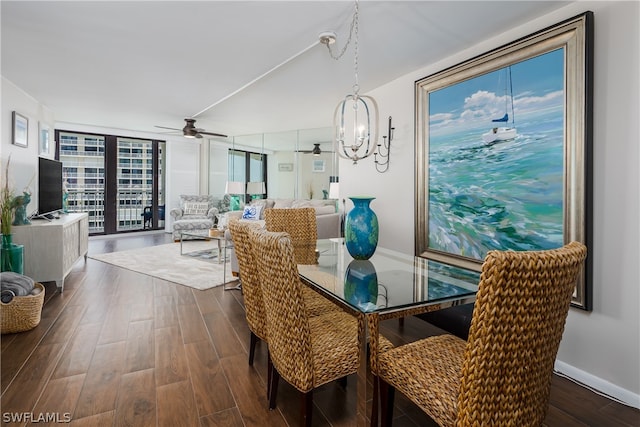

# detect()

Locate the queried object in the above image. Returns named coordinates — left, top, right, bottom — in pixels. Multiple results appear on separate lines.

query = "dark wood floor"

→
left=1, top=232, right=638, bottom=426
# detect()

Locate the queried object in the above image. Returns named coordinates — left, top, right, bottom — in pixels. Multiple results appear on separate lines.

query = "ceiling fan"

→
left=155, top=118, right=227, bottom=139
left=297, top=143, right=323, bottom=156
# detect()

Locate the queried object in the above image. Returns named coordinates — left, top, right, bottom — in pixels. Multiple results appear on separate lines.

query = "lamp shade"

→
left=225, top=181, right=245, bottom=195
left=328, top=182, right=340, bottom=199
left=246, top=181, right=266, bottom=195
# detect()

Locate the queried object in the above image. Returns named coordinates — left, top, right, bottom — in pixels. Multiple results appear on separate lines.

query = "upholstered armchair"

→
left=170, top=195, right=219, bottom=241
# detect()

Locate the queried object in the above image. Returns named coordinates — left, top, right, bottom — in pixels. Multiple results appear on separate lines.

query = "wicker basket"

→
left=1, top=282, right=45, bottom=334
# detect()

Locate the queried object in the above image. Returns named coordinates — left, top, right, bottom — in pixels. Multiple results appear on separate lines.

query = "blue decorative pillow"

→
left=241, top=205, right=262, bottom=220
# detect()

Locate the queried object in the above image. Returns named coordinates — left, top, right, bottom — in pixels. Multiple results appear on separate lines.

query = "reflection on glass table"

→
left=297, top=238, right=479, bottom=427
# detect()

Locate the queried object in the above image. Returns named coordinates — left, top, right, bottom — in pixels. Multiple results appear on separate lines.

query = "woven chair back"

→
left=264, top=207, right=318, bottom=265
left=248, top=227, right=315, bottom=391
left=457, top=241, right=587, bottom=426
left=228, top=221, right=267, bottom=341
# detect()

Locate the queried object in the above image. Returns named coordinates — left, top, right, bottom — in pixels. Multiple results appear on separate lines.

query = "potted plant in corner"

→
left=1, top=156, right=24, bottom=274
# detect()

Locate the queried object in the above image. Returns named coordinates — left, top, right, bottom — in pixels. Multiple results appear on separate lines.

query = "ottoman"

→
left=172, top=218, right=214, bottom=241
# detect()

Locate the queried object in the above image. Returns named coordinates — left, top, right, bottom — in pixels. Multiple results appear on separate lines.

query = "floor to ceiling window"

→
left=56, top=130, right=165, bottom=235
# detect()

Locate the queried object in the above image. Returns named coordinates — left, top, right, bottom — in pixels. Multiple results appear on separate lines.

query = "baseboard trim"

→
left=554, top=360, right=640, bottom=409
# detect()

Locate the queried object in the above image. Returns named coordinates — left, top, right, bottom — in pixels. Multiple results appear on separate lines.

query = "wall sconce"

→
left=374, top=116, right=393, bottom=173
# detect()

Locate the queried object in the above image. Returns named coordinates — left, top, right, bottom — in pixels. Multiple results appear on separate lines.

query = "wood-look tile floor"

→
left=1, top=232, right=638, bottom=426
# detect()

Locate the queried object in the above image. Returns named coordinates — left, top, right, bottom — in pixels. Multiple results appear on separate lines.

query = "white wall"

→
left=340, top=1, right=639, bottom=407
left=164, top=139, right=202, bottom=233
left=1, top=78, right=55, bottom=216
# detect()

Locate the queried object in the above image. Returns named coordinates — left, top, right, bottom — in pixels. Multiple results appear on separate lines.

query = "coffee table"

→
left=179, top=229, right=225, bottom=262
left=179, top=229, right=238, bottom=287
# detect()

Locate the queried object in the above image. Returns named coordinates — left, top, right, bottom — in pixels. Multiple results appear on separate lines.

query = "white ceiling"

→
left=1, top=1, right=569, bottom=146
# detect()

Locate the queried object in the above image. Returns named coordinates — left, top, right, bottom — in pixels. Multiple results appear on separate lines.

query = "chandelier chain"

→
left=353, top=0, right=360, bottom=96
left=330, top=0, right=378, bottom=165
left=325, top=0, right=360, bottom=97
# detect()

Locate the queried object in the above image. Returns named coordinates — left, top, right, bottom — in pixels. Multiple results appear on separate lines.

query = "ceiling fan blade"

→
left=155, top=125, right=181, bottom=131
left=198, top=131, right=228, bottom=138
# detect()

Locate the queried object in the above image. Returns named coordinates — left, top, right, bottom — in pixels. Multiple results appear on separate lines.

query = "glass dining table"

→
left=297, top=238, right=480, bottom=427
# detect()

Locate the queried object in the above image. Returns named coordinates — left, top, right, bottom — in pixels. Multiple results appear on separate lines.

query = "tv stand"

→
left=31, top=212, right=60, bottom=221
left=11, top=213, right=88, bottom=292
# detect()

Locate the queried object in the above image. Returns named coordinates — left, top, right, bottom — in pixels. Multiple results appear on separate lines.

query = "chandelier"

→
left=321, top=0, right=379, bottom=164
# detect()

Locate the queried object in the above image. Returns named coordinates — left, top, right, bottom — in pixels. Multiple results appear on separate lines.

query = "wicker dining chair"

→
left=248, top=227, right=367, bottom=426
left=264, top=207, right=319, bottom=265
left=228, top=220, right=266, bottom=366
left=228, top=220, right=340, bottom=367
left=372, top=241, right=587, bottom=427
left=264, top=206, right=342, bottom=312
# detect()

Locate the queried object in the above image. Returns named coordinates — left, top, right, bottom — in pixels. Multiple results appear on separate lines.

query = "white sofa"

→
left=223, top=198, right=342, bottom=276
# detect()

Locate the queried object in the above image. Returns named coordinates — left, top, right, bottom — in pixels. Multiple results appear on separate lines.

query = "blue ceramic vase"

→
left=344, top=196, right=378, bottom=260
left=344, top=260, right=378, bottom=310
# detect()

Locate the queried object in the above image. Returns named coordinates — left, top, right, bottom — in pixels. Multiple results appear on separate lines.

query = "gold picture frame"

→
left=415, top=12, right=593, bottom=310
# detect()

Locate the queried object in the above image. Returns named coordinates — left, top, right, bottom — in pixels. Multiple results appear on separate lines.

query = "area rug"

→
left=88, top=241, right=234, bottom=290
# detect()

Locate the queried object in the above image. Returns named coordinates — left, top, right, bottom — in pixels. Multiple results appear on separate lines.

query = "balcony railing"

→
left=66, top=189, right=164, bottom=233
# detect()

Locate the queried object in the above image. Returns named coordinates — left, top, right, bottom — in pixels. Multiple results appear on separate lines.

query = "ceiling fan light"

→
left=183, top=126, right=198, bottom=138
left=312, top=143, right=322, bottom=156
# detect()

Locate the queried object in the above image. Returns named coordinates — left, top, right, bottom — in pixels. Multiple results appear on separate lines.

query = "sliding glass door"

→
left=56, top=130, right=165, bottom=235
left=115, top=137, right=165, bottom=232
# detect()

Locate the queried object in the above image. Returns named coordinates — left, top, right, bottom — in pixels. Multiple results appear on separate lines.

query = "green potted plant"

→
left=1, top=156, right=15, bottom=240
left=1, top=156, right=24, bottom=274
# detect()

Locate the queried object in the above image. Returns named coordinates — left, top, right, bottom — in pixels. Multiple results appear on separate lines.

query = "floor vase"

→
left=1, top=234, right=24, bottom=274
left=344, top=197, right=378, bottom=260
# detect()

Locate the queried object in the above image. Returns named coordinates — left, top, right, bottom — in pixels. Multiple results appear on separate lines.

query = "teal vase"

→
left=1, top=234, right=24, bottom=274
left=344, top=260, right=378, bottom=310
left=344, top=196, right=378, bottom=260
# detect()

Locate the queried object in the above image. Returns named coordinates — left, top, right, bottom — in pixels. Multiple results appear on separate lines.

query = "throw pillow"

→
left=217, top=194, right=231, bottom=213
left=250, top=199, right=275, bottom=219
left=273, top=198, right=294, bottom=209
left=183, top=202, right=209, bottom=216
left=291, top=200, right=312, bottom=209
left=242, top=205, right=263, bottom=220
left=314, top=205, right=335, bottom=215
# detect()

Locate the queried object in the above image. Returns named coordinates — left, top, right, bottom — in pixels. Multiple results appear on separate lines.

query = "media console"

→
left=11, top=213, right=89, bottom=292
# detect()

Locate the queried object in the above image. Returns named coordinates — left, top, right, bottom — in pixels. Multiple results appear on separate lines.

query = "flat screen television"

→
left=38, top=157, right=63, bottom=218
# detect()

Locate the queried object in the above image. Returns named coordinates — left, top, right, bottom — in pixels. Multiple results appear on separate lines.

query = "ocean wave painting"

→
left=426, top=49, right=565, bottom=261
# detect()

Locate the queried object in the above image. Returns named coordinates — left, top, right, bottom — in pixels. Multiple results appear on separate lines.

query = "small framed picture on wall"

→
left=12, top=111, right=28, bottom=147
left=312, top=159, right=325, bottom=173
left=39, top=122, right=50, bottom=154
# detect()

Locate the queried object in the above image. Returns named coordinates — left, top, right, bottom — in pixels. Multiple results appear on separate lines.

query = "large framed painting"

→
left=415, top=12, right=593, bottom=310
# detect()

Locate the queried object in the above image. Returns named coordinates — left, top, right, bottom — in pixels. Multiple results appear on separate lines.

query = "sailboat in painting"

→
left=482, top=66, right=517, bottom=144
